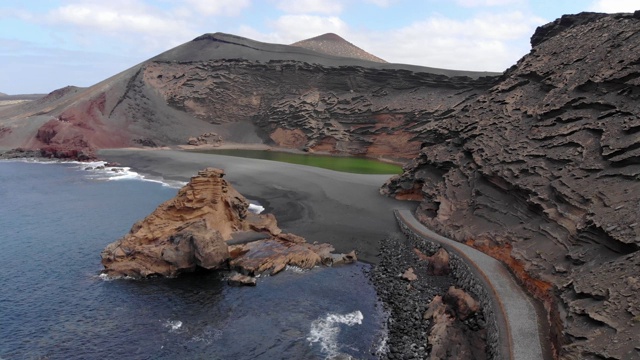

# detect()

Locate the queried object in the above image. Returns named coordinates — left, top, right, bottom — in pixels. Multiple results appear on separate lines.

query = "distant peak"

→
left=291, top=33, right=387, bottom=63
left=307, top=33, right=347, bottom=42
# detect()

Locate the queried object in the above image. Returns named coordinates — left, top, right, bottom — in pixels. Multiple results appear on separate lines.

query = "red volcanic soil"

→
left=21, top=93, right=130, bottom=158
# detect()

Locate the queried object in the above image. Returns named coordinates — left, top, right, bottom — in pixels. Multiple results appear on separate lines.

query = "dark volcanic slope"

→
left=291, top=33, right=387, bottom=63
left=0, top=32, right=499, bottom=159
left=383, top=12, right=640, bottom=360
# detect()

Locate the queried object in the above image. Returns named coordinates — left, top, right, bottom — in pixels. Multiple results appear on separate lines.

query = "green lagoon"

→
left=190, top=149, right=403, bottom=174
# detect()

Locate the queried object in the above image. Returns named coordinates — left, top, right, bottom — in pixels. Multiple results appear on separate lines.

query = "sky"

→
left=1, top=0, right=638, bottom=94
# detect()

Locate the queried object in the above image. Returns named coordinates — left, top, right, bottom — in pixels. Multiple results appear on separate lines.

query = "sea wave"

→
left=188, top=328, right=223, bottom=345
left=248, top=203, right=265, bottom=214
left=163, top=320, right=183, bottom=333
left=78, top=161, right=187, bottom=188
left=307, top=310, right=363, bottom=359
left=1, top=157, right=187, bottom=188
left=96, top=272, right=138, bottom=281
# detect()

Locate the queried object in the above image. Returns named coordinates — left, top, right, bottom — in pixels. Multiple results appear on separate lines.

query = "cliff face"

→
left=382, top=12, right=640, bottom=359
left=101, top=168, right=353, bottom=279
left=0, top=33, right=498, bottom=160
left=143, top=59, right=495, bottom=158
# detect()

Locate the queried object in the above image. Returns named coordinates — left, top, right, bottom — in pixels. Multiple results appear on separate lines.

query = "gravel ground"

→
left=368, top=232, right=488, bottom=360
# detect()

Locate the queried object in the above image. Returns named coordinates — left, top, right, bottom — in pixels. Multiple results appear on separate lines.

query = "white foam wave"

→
left=78, top=161, right=187, bottom=188
left=163, top=320, right=183, bottom=332
left=307, top=311, right=363, bottom=359
left=248, top=203, right=265, bottom=214
left=96, top=272, right=137, bottom=281
left=189, top=328, right=223, bottom=344
left=2, top=157, right=187, bottom=188
left=1, top=157, right=61, bottom=165
left=285, top=265, right=309, bottom=273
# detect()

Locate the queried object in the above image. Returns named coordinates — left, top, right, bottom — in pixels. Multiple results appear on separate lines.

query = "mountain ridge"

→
left=0, top=31, right=500, bottom=159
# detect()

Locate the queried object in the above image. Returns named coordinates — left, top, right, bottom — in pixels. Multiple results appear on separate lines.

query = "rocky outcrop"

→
left=424, top=292, right=486, bottom=360
left=383, top=12, right=640, bottom=359
left=101, top=168, right=354, bottom=279
left=187, top=132, right=222, bottom=146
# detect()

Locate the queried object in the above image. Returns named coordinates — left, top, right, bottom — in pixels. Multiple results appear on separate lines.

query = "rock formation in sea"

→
left=0, top=32, right=497, bottom=160
left=101, top=168, right=355, bottom=279
left=382, top=11, right=640, bottom=359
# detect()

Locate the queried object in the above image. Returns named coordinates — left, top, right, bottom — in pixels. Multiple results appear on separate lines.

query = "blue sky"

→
left=1, top=0, right=637, bottom=94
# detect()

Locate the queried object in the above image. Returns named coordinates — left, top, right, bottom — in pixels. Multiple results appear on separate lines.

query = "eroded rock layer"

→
left=383, top=12, right=640, bottom=359
left=101, top=168, right=354, bottom=279
left=0, top=33, right=498, bottom=160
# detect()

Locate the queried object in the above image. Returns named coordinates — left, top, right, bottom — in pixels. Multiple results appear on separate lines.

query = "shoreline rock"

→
left=100, top=167, right=356, bottom=280
left=0, top=147, right=95, bottom=161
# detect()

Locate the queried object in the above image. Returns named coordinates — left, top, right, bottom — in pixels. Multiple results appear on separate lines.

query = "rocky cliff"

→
left=101, top=168, right=354, bottom=279
left=382, top=11, right=640, bottom=360
left=0, top=33, right=498, bottom=160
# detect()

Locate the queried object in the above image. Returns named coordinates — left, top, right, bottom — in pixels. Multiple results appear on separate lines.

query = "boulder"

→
left=425, top=295, right=487, bottom=360
left=401, top=267, right=418, bottom=281
left=444, top=286, right=480, bottom=321
left=228, top=273, right=257, bottom=286
left=101, top=168, right=281, bottom=278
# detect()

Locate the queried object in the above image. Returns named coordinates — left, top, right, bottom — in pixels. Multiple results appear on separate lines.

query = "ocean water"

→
left=0, top=161, right=387, bottom=360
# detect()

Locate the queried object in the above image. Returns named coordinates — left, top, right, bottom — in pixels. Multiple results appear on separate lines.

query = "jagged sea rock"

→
left=101, top=167, right=355, bottom=279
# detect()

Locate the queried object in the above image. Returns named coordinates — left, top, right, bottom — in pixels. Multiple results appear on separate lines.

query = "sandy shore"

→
left=98, top=148, right=417, bottom=263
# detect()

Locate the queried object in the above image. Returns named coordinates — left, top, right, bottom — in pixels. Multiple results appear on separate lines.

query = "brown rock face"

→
left=383, top=12, right=640, bottom=359
left=424, top=294, right=487, bottom=360
left=101, top=168, right=257, bottom=277
left=101, top=167, right=355, bottom=279
left=413, top=247, right=451, bottom=275
left=444, top=286, right=480, bottom=321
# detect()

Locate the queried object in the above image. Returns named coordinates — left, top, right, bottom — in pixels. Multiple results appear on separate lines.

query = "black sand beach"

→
left=99, top=148, right=416, bottom=263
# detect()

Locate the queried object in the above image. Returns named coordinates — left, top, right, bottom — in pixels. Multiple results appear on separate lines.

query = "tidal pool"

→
left=190, top=149, right=403, bottom=174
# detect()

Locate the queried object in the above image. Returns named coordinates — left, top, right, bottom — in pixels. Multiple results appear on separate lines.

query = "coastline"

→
left=97, top=148, right=416, bottom=263
left=2, top=147, right=549, bottom=358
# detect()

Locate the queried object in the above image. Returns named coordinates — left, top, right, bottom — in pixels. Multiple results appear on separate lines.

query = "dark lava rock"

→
left=382, top=12, right=640, bottom=359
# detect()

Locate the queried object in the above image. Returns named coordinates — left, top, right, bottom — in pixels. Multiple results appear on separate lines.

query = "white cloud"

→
left=352, top=11, right=542, bottom=71
left=362, top=0, right=396, bottom=7
left=42, top=0, right=197, bottom=50
left=239, top=10, right=541, bottom=72
left=588, top=0, right=639, bottom=13
left=184, top=0, right=252, bottom=16
left=455, top=0, right=524, bottom=7
left=240, top=14, right=349, bottom=44
left=48, top=2, right=188, bottom=35
left=275, top=0, right=343, bottom=14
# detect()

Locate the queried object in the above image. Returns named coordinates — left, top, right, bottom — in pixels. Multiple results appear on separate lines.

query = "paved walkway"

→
left=395, top=209, right=546, bottom=360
